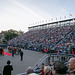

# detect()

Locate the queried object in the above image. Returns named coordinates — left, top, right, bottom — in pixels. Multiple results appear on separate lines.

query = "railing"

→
left=52, top=30, right=73, bottom=50
left=16, top=54, right=48, bottom=75
left=16, top=53, right=75, bottom=75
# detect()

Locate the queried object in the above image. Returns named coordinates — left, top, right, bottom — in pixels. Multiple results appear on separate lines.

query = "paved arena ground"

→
left=0, top=49, right=45, bottom=75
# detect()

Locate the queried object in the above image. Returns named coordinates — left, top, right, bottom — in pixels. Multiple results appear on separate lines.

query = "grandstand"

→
left=7, top=18, right=75, bottom=75
left=8, top=18, right=75, bottom=54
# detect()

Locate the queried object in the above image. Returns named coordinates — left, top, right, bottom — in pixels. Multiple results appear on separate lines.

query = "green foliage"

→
left=4, top=29, right=24, bottom=41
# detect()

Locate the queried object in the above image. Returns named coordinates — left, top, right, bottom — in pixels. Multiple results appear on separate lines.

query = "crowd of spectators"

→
left=26, top=57, right=75, bottom=75
left=55, top=25, right=75, bottom=54
left=1, top=23, right=75, bottom=75
left=8, top=25, right=75, bottom=53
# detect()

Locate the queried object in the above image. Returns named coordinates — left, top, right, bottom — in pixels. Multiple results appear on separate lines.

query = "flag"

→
left=56, top=18, right=57, bottom=20
left=64, top=16, right=66, bottom=18
left=4, top=51, right=12, bottom=56
left=70, top=14, right=72, bottom=16
left=46, top=20, right=47, bottom=22
left=51, top=18, right=53, bottom=21
left=60, top=17, right=61, bottom=20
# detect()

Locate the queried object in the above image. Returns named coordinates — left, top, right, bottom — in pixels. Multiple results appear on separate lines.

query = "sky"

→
left=0, top=0, right=75, bottom=33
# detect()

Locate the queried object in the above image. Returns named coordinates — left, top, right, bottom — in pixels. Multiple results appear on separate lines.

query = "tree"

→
left=3, top=29, right=24, bottom=41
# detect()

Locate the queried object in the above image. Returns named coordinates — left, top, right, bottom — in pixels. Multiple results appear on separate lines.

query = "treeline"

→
left=1, top=29, right=24, bottom=43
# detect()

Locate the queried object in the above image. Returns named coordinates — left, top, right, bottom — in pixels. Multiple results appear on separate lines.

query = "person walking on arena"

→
left=12, top=48, right=14, bottom=57
left=68, top=58, right=75, bottom=75
left=3, top=60, right=13, bottom=75
left=20, top=50, right=23, bottom=61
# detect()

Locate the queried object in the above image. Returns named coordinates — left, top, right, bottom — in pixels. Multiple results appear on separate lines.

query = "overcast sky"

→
left=0, top=0, right=75, bottom=33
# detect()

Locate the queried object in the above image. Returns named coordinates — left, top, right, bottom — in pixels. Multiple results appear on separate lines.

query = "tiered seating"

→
left=8, top=25, right=75, bottom=52
left=55, top=25, right=75, bottom=53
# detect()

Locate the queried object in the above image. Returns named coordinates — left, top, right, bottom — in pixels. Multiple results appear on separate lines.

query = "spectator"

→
left=44, top=66, right=51, bottom=75
left=52, top=61, right=68, bottom=75
left=68, top=58, right=75, bottom=75
left=29, top=73, right=38, bottom=75
left=48, top=61, right=52, bottom=67
left=48, top=62, right=53, bottom=75
left=26, top=66, right=34, bottom=75
left=41, top=63, right=45, bottom=75
left=0, top=72, right=2, bottom=75
left=26, top=66, right=38, bottom=75
left=3, top=60, right=13, bottom=75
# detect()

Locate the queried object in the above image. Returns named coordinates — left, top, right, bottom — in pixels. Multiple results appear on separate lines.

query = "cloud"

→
left=13, top=0, right=44, bottom=20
